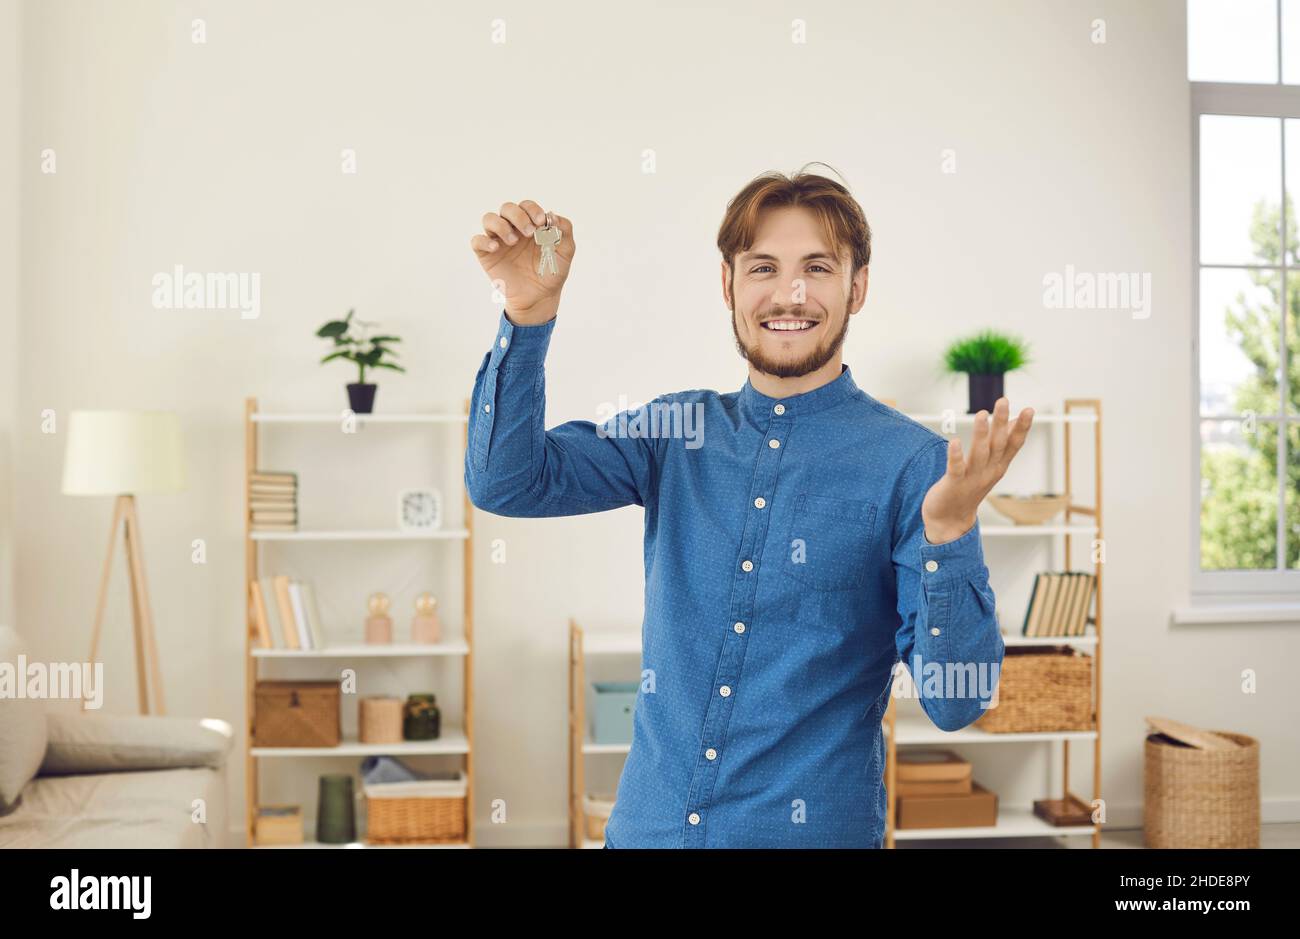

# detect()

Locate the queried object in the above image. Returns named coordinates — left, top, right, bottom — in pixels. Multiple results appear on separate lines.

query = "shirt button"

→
left=733, top=622, right=745, bottom=634
left=768, top=438, right=780, bottom=449
left=688, top=813, right=701, bottom=825
left=499, top=336, right=508, bottom=349
left=925, top=560, right=939, bottom=572
left=773, top=403, right=785, bottom=415
left=705, top=748, right=717, bottom=760
left=753, top=497, right=766, bottom=509
left=741, top=559, right=753, bottom=572
left=930, top=627, right=941, bottom=636
left=484, top=403, right=491, bottom=413
left=719, top=685, right=731, bottom=697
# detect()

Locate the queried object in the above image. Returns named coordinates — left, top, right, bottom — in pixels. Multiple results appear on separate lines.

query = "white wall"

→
left=1, top=0, right=17, bottom=634
left=14, top=0, right=1297, bottom=845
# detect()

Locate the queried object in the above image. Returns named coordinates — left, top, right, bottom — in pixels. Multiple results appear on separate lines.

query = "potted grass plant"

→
left=316, top=309, right=405, bottom=414
left=943, top=329, right=1030, bottom=414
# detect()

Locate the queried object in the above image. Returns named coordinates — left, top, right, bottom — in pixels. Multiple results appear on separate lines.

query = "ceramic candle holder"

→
left=365, top=592, right=393, bottom=644
left=410, top=592, right=442, bottom=644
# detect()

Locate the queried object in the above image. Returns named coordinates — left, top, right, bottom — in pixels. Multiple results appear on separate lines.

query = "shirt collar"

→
left=738, top=363, right=860, bottom=422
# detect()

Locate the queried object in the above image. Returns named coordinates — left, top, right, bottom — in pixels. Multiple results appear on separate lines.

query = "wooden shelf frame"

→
left=242, top=397, right=476, bottom=848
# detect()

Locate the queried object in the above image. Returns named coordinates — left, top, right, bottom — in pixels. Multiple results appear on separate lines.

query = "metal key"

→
left=533, top=212, right=562, bottom=276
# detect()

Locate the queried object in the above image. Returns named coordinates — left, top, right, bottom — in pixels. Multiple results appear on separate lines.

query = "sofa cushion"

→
left=0, top=627, right=48, bottom=814
left=0, top=765, right=227, bottom=848
left=40, top=713, right=233, bottom=776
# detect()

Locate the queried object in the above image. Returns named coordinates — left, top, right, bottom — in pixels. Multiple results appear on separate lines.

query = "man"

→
left=465, top=168, right=1033, bottom=848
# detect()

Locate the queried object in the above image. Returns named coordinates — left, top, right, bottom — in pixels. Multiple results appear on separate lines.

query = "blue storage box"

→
left=591, top=681, right=639, bottom=745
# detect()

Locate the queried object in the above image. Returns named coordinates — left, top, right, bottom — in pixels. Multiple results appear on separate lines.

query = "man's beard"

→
left=730, top=297, right=851, bottom=379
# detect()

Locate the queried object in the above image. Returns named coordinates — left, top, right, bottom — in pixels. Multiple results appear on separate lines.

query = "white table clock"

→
left=398, top=487, right=442, bottom=531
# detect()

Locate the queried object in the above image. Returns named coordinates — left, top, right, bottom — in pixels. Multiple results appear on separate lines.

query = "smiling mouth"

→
left=761, top=318, right=819, bottom=333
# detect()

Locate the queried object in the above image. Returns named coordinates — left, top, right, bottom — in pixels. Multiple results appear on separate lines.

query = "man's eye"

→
left=809, top=265, right=831, bottom=273
left=750, top=265, right=775, bottom=274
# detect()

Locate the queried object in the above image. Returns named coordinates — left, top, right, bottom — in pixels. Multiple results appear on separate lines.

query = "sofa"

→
left=0, top=626, right=234, bottom=848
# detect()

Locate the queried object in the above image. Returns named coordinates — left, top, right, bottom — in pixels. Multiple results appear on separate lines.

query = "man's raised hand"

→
left=920, top=397, right=1035, bottom=544
left=470, top=199, right=575, bottom=325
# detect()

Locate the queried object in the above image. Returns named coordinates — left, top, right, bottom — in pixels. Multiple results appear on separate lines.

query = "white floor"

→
left=894, top=821, right=1299, bottom=849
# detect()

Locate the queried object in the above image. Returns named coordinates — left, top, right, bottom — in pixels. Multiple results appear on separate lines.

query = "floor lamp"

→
left=61, top=410, right=186, bottom=715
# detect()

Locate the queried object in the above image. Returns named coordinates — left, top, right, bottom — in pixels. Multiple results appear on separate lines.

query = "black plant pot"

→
left=966, top=373, right=1004, bottom=414
left=347, top=383, right=377, bottom=414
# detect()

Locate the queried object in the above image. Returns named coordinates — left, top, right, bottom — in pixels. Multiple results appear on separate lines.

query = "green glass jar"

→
left=403, top=693, right=440, bottom=740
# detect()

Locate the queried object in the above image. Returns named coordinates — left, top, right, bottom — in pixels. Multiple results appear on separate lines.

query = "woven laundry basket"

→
left=1143, top=717, right=1259, bottom=848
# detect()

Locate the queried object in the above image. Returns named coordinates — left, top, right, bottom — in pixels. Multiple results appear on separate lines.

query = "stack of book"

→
left=249, top=575, right=325, bottom=650
left=249, top=470, right=298, bottom=531
left=1022, top=570, right=1096, bottom=636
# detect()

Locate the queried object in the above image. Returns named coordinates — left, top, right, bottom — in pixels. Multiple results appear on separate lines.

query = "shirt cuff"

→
left=494, top=308, right=556, bottom=367
left=918, top=518, right=986, bottom=583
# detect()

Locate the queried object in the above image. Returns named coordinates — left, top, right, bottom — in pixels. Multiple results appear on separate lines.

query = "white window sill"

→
left=1171, top=602, right=1300, bottom=625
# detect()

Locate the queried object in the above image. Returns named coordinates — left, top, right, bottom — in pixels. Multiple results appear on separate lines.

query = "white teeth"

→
left=763, top=320, right=815, bottom=331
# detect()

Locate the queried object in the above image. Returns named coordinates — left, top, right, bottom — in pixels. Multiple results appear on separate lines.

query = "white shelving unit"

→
left=885, top=399, right=1103, bottom=848
left=568, top=621, right=640, bottom=848
left=242, top=398, right=476, bottom=848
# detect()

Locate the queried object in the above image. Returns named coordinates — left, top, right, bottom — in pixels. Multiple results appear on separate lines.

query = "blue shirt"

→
left=465, top=310, right=1004, bottom=848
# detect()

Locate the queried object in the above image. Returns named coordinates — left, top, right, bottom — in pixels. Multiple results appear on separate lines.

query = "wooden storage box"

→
left=254, top=680, right=341, bottom=747
left=254, top=804, right=303, bottom=845
left=364, top=770, right=468, bottom=845
left=974, top=646, right=1094, bottom=733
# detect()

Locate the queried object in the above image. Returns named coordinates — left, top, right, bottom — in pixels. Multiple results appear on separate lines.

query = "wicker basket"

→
left=254, top=680, right=340, bottom=747
left=1144, top=730, right=1260, bottom=848
left=973, top=647, right=1094, bottom=733
left=583, top=793, right=615, bottom=841
left=359, top=696, right=403, bottom=744
left=365, top=771, right=467, bottom=845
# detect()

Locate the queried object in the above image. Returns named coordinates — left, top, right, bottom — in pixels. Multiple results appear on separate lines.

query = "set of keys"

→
left=533, top=212, right=562, bottom=276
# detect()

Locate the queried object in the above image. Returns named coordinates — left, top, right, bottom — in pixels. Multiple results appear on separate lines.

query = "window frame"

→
left=1191, top=66, right=1300, bottom=595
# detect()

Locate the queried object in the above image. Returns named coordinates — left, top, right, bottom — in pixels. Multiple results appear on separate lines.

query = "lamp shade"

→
left=61, top=410, right=186, bottom=496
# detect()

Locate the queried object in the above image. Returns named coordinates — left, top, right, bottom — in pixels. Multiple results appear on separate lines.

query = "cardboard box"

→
left=897, top=749, right=971, bottom=784
left=897, top=781, right=998, bottom=829
left=897, top=778, right=972, bottom=797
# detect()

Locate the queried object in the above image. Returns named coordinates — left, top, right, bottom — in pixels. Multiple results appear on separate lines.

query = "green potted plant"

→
left=942, top=329, right=1030, bottom=414
left=316, top=309, right=405, bottom=414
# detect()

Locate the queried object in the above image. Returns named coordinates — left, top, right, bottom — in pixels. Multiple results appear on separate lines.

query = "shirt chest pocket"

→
left=784, top=493, right=879, bottom=591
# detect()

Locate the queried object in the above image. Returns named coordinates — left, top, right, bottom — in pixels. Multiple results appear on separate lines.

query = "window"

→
left=1190, top=0, right=1300, bottom=594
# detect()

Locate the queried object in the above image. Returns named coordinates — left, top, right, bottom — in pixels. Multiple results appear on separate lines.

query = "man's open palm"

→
left=921, top=397, right=1035, bottom=543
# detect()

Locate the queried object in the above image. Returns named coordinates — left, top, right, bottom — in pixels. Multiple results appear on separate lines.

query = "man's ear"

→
left=720, top=260, right=732, bottom=308
left=849, top=265, right=869, bottom=314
